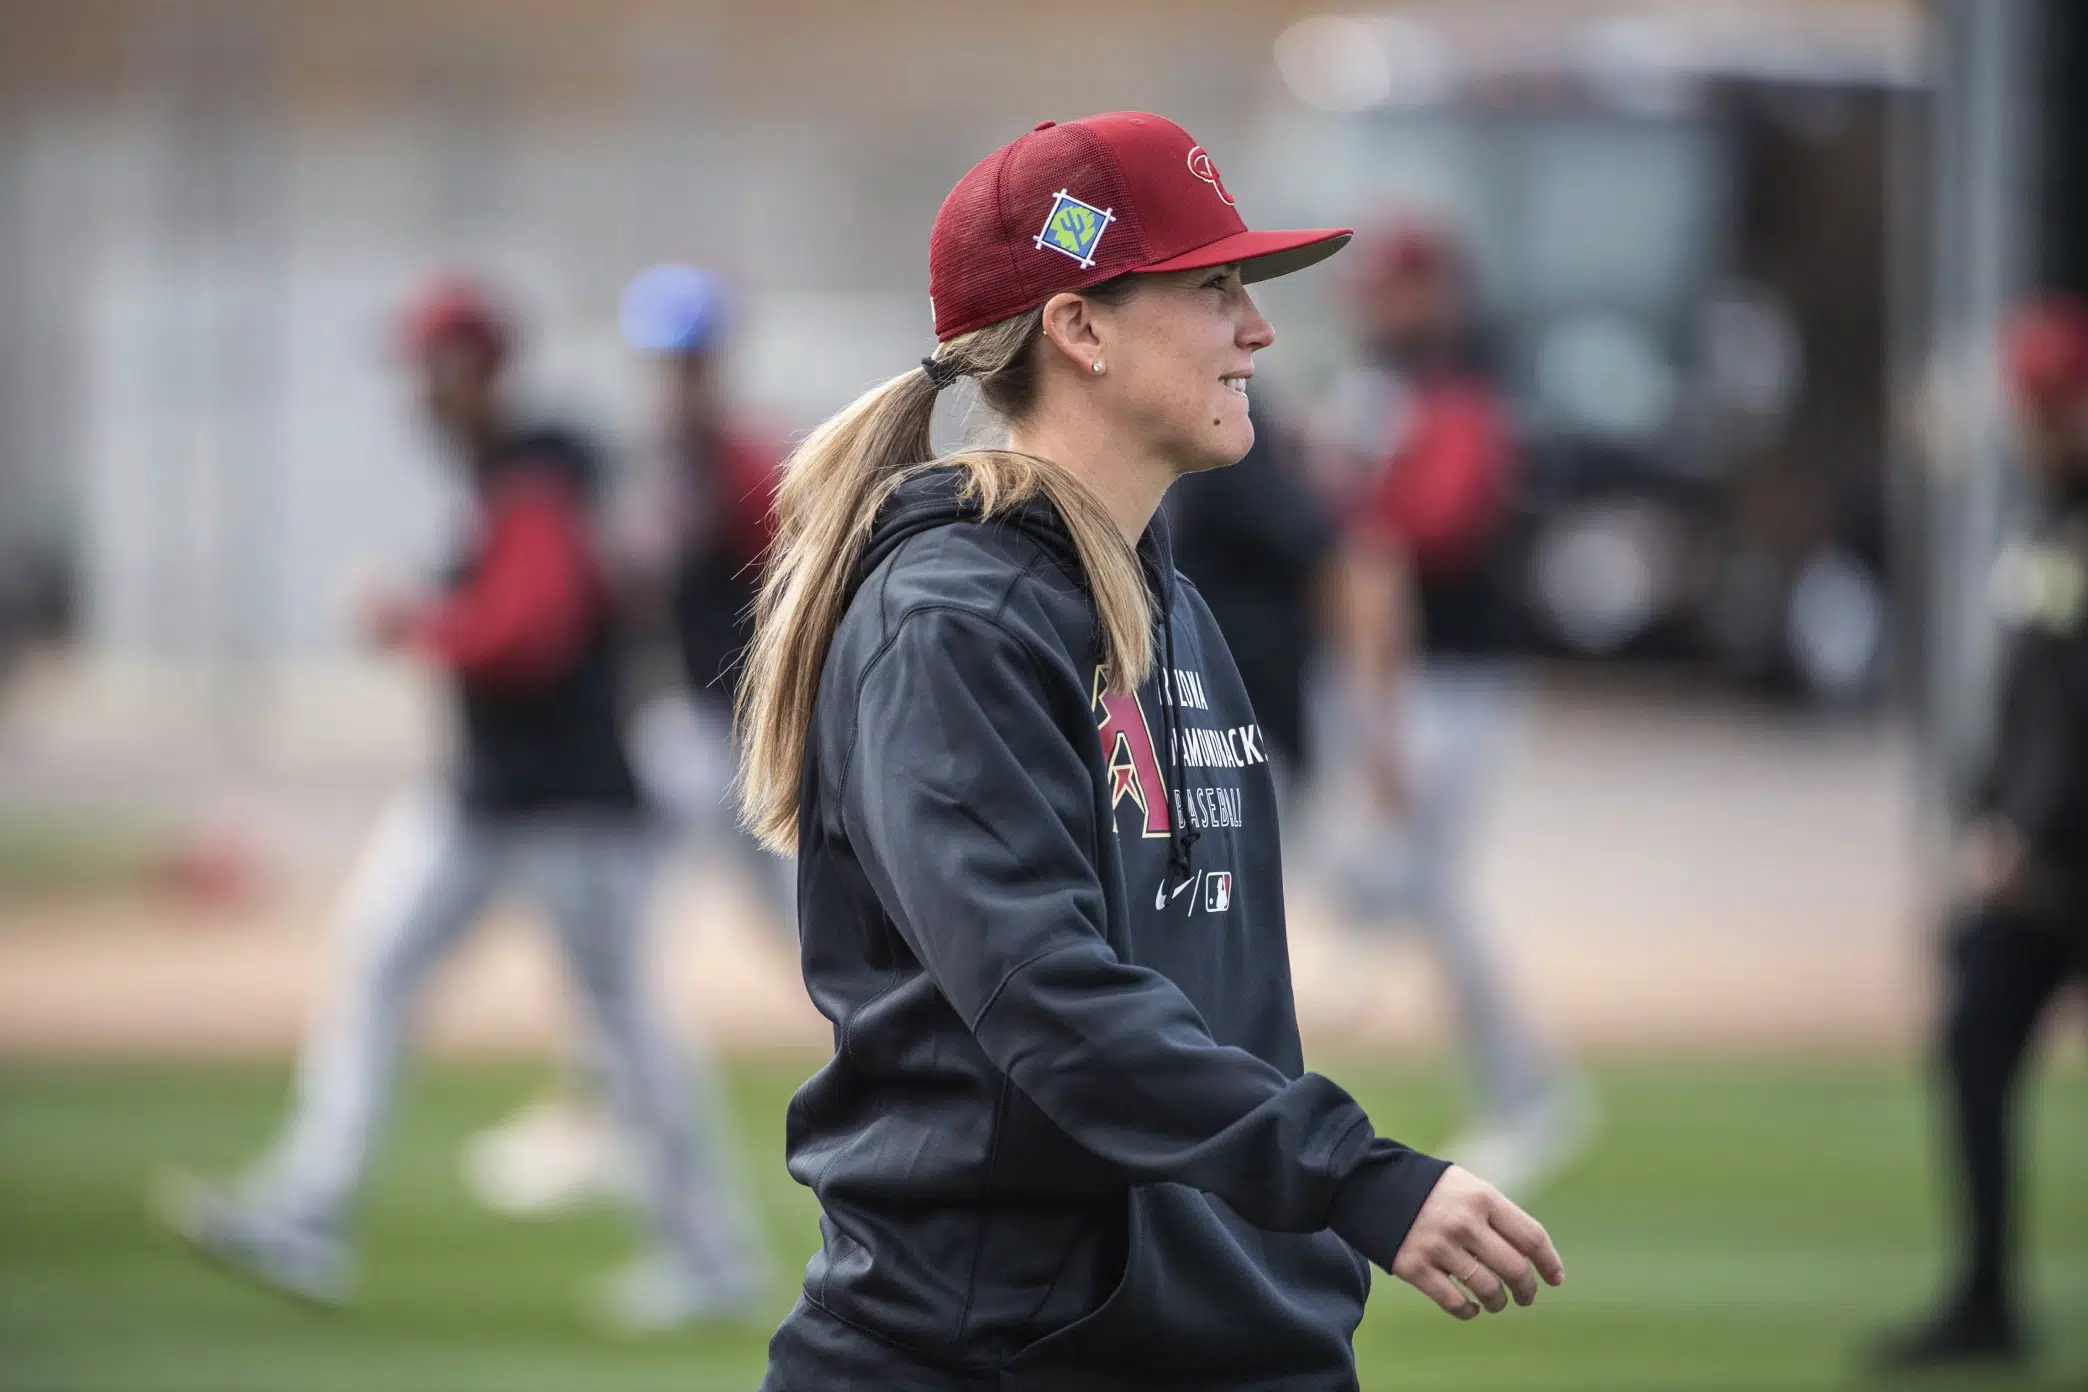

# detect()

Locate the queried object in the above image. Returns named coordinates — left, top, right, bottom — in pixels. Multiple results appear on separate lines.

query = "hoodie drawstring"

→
left=1160, top=596, right=1201, bottom=879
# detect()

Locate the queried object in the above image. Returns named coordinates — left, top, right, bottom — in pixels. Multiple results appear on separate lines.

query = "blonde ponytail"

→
left=735, top=299, right=1153, bottom=852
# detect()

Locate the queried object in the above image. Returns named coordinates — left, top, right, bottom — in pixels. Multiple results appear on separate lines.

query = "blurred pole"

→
left=1884, top=27, right=1930, bottom=742
left=0, top=81, right=28, bottom=573
left=141, top=4, right=286, bottom=747
left=1900, top=0, right=2036, bottom=915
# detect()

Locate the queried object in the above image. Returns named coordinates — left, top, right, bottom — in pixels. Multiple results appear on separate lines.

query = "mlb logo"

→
left=1204, top=872, right=1233, bottom=913
left=1035, top=190, right=1116, bottom=269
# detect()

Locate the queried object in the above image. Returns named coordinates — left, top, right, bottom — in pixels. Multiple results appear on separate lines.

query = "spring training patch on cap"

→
left=1035, top=190, right=1116, bottom=270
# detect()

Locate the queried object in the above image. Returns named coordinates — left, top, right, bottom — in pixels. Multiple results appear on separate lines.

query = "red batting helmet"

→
left=2003, top=294, right=2088, bottom=414
left=398, top=273, right=513, bottom=369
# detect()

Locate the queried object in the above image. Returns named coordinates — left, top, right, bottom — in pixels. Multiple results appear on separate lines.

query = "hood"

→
left=853, top=464, right=1179, bottom=609
left=477, top=423, right=605, bottom=501
left=852, top=462, right=1198, bottom=875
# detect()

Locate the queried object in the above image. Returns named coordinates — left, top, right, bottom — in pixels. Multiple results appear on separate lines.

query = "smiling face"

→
left=1357, top=259, right=1463, bottom=368
left=1089, top=264, right=1274, bottom=476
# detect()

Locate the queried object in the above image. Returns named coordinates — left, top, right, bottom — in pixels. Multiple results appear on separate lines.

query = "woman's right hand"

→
left=1391, top=1165, right=1564, bottom=1319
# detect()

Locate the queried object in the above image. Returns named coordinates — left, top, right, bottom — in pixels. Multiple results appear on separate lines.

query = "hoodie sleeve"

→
left=408, top=473, right=599, bottom=690
left=841, top=604, right=1445, bottom=1270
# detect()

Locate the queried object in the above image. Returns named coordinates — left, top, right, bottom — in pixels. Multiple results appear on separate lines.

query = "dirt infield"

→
left=0, top=675, right=1934, bottom=1060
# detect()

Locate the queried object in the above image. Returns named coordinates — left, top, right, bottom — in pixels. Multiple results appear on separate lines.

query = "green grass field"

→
left=1, top=1058, right=2083, bottom=1391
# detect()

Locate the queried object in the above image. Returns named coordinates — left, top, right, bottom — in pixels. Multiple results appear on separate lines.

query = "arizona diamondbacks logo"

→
left=1092, top=667, right=1170, bottom=837
left=1036, top=190, right=1116, bottom=270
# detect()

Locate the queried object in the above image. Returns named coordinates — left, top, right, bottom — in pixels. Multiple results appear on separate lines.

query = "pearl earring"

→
left=1091, top=361, right=1105, bottom=374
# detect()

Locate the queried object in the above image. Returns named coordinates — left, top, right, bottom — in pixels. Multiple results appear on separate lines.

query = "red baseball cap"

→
left=398, top=272, right=513, bottom=368
left=2002, top=293, right=2088, bottom=413
left=928, top=112, right=1351, bottom=341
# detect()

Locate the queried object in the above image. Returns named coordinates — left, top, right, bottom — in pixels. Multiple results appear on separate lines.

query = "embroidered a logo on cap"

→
left=1186, top=146, right=1233, bottom=207
left=1036, top=190, right=1116, bottom=269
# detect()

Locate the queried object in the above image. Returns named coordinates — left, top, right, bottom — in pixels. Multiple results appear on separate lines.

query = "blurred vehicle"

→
left=1253, top=1, right=1917, bottom=703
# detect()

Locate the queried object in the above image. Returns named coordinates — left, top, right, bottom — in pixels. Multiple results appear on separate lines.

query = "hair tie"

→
left=920, top=355, right=962, bottom=390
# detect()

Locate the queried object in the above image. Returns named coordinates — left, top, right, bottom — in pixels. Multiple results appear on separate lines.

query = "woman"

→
left=738, top=113, right=1564, bottom=1391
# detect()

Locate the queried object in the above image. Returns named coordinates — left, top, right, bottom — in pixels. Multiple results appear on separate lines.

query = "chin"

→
left=1205, top=415, right=1257, bottom=470
left=1160, top=399, right=1255, bottom=475
left=1174, top=434, right=1251, bottom=476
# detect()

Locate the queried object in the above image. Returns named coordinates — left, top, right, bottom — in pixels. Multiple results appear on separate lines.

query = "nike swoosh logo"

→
left=1154, top=876, right=1197, bottom=909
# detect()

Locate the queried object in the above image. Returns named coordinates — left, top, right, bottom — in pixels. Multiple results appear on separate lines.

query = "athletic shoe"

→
left=460, top=1096, right=630, bottom=1217
left=584, top=1255, right=768, bottom=1336
left=152, top=1170, right=351, bottom=1307
left=1442, top=1081, right=1597, bottom=1201
left=1869, top=1298, right=2025, bottom=1370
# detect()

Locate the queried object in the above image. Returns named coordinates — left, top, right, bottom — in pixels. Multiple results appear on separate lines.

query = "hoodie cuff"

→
left=1327, top=1147, right=1452, bottom=1273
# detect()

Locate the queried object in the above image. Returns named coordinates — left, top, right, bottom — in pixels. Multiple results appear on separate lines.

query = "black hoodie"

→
left=446, top=425, right=640, bottom=818
left=763, top=467, right=1447, bottom=1392
left=1977, top=481, right=2088, bottom=905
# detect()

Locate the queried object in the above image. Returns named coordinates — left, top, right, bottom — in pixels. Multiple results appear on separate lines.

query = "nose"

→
left=1238, top=289, right=1275, bottom=352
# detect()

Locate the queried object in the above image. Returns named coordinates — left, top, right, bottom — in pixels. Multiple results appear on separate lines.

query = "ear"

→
left=1037, top=290, right=1108, bottom=375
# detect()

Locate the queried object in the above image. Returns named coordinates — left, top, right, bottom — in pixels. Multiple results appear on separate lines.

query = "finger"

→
left=1468, top=1224, right=1539, bottom=1307
left=1456, top=1255, right=1509, bottom=1314
left=1489, top=1198, right=1565, bottom=1287
left=1404, top=1263, right=1480, bottom=1321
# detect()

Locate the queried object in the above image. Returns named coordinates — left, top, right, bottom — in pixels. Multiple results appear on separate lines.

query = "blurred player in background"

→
left=613, top=262, right=789, bottom=895
left=1875, top=294, right=2088, bottom=1370
left=158, top=274, right=764, bottom=1332
left=459, top=266, right=785, bottom=1258
left=1312, top=220, right=1588, bottom=1197
left=1167, top=408, right=1336, bottom=788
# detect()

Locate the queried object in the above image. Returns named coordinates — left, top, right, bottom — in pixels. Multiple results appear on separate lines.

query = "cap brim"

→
left=1139, top=227, right=1353, bottom=283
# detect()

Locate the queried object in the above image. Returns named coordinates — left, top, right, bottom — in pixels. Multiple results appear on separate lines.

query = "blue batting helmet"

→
left=620, top=263, right=732, bottom=356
